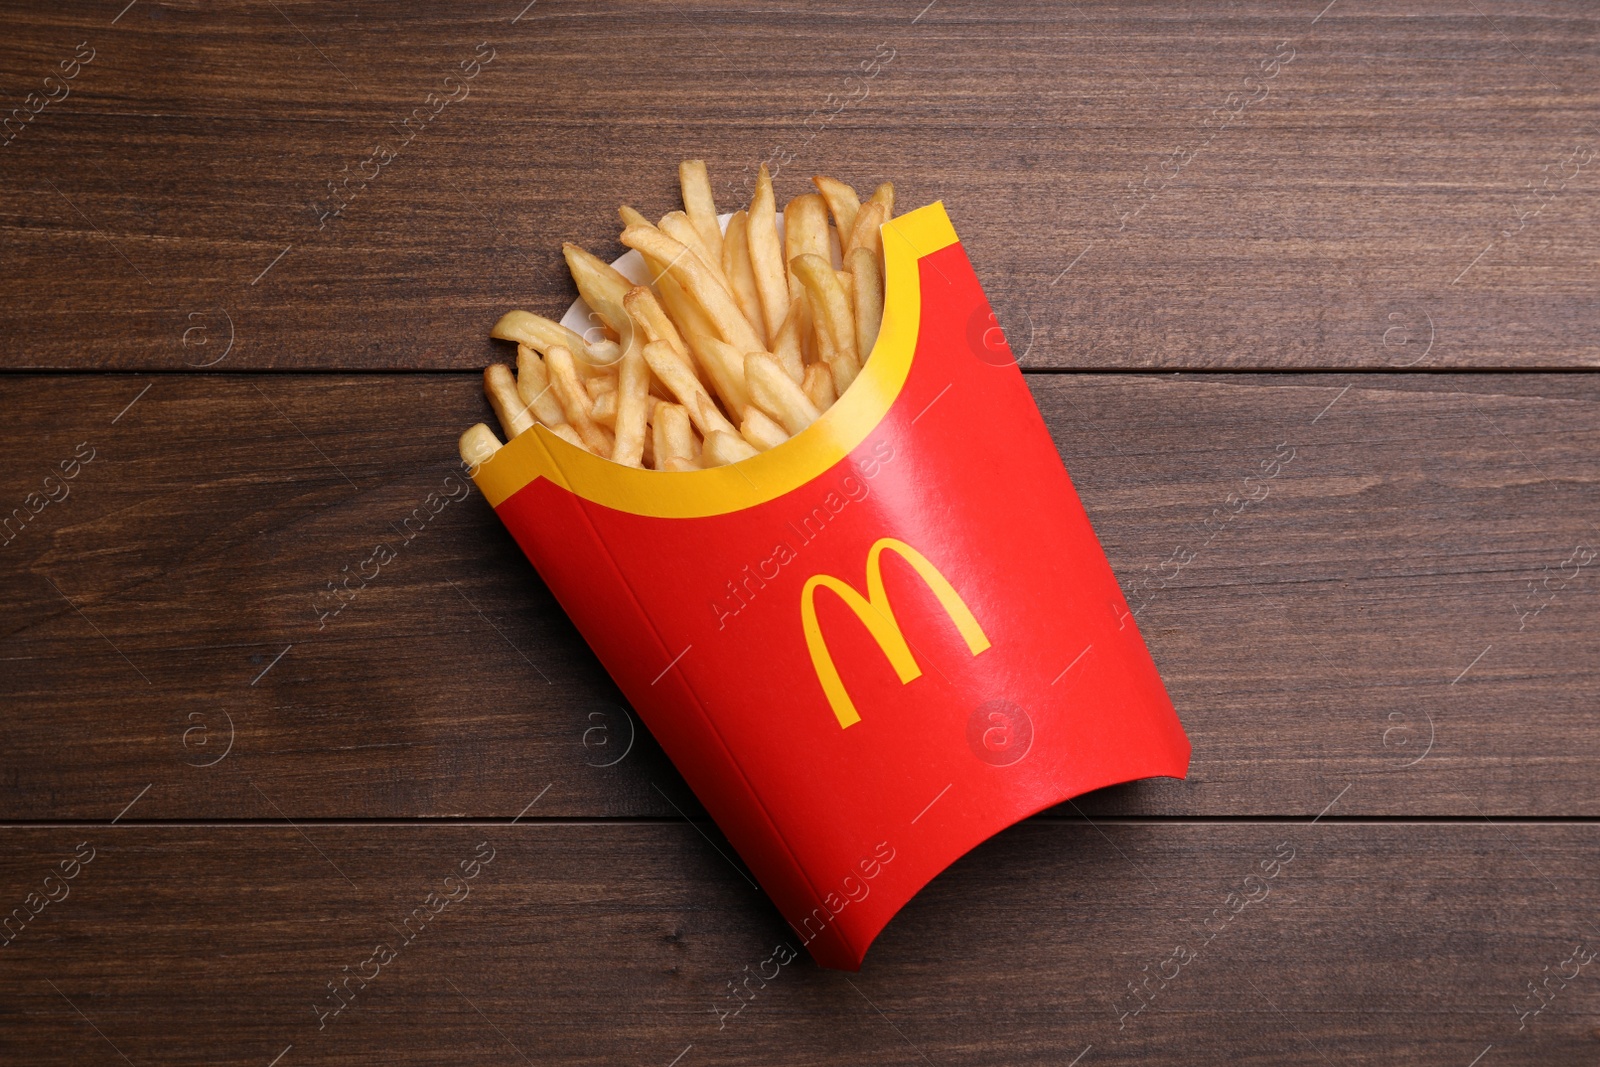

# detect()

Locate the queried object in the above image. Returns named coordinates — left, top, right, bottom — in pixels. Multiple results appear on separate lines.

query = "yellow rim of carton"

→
left=474, top=202, right=960, bottom=518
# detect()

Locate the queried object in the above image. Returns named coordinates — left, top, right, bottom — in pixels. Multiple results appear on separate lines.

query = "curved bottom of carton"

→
left=802, top=748, right=1192, bottom=971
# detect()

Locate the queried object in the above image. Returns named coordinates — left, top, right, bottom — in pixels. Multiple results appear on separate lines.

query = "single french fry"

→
left=682, top=332, right=752, bottom=415
left=788, top=276, right=818, bottom=365
left=770, top=299, right=806, bottom=383
left=720, top=210, right=767, bottom=344
left=484, top=363, right=536, bottom=438
left=745, top=351, right=821, bottom=435
left=590, top=389, right=618, bottom=427
left=740, top=408, right=789, bottom=452
left=620, top=225, right=765, bottom=358
left=619, top=204, right=652, bottom=230
left=747, top=165, right=789, bottom=347
left=702, top=430, right=759, bottom=467
left=660, top=211, right=729, bottom=291
left=848, top=246, right=884, bottom=361
left=802, top=362, right=837, bottom=412
left=652, top=401, right=699, bottom=470
left=491, top=309, right=588, bottom=352
left=546, top=345, right=616, bottom=455
left=869, top=181, right=895, bottom=219
left=515, top=344, right=569, bottom=427
left=679, top=159, right=724, bottom=265
left=458, top=423, right=502, bottom=470
left=784, top=193, right=830, bottom=266
left=846, top=200, right=886, bottom=260
left=611, top=342, right=650, bottom=467
left=812, top=174, right=861, bottom=249
left=642, top=340, right=737, bottom=438
left=790, top=253, right=860, bottom=393
left=562, top=243, right=638, bottom=361
left=492, top=309, right=608, bottom=375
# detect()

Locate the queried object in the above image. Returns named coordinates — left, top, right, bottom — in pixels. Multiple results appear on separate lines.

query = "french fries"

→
left=561, top=244, right=635, bottom=353
left=784, top=193, right=831, bottom=265
left=790, top=253, right=861, bottom=394
left=846, top=200, right=887, bottom=261
left=491, top=309, right=614, bottom=374
left=745, top=352, right=820, bottom=435
left=679, top=160, right=724, bottom=265
left=802, top=363, right=837, bottom=411
left=653, top=401, right=698, bottom=470
left=484, top=364, right=535, bottom=438
left=547, top=345, right=615, bottom=455
left=702, top=430, right=759, bottom=467
left=465, top=161, right=895, bottom=473
left=460, top=422, right=503, bottom=468
left=812, top=174, right=861, bottom=246
left=515, top=344, right=567, bottom=427
left=622, top=225, right=765, bottom=358
left=659, top=210, right=728, bottom=290
left=847, top=247, right=884, bottom=364
left=611, top=343, right=651, bottom=467
left=720, top=210, right=767, bottom=344
left=747, top=165, right=790, bottom=348
left=740, top=408, right=789, bottom=451
left=642, top=340, right=737, bottom=439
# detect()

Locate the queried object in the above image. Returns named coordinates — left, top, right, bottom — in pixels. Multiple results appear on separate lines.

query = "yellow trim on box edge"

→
left=474, top=201, right=960, bottom=517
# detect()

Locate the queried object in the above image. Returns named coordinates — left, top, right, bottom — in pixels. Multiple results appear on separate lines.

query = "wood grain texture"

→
left=4, top=4, right=1599, bottom=1062
left=1, top=822, right=1597, bottom=1066
left=3, top=372, right=1597, bottom=819
left=0, top=1, right=1594, bottom=369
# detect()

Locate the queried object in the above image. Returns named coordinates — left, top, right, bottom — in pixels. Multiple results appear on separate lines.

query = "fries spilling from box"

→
left=460, top=161, right=1190, bottom=970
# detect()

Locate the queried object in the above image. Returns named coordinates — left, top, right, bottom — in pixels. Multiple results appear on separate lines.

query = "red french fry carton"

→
left=471, top=203, right=1190, bottom=970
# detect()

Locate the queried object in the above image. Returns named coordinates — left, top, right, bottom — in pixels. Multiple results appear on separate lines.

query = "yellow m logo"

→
left=800, top=537, right=992, bottom=729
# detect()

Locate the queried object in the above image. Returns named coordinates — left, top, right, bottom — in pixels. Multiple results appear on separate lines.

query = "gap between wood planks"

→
left=0, top=815, right=1597, bottom=828
left=4, top=367, right=1600, bottom=376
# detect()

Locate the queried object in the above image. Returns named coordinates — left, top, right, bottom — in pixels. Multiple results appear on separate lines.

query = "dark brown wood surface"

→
left=4, top=372, right=1600, bottom=821
left=0, top=0, right=1596, bottom=370
left=3, top=823, right=1599, bottom=1066
left=3, top=1, right=1599, bottom=1064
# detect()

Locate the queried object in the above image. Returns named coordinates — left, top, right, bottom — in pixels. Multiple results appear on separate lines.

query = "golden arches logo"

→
left=800, top=537, right=992, bottom=729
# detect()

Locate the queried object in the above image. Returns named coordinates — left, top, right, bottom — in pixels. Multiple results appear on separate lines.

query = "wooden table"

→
left=3, top=2, right=1598, bottom=1063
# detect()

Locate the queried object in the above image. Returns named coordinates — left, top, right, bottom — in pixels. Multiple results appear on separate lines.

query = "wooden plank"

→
left=0, top=821, right=1596, bottom=1065
left=2, top=372, right=1597, bottom=818
left=0, top=2, right=1594, bottom=369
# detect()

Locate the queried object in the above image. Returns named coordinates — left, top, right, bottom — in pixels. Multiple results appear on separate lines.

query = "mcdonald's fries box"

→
left=469, top=202, right=1190, bottom=970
